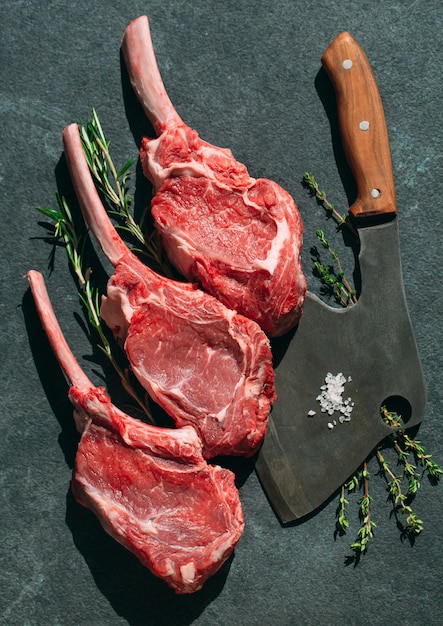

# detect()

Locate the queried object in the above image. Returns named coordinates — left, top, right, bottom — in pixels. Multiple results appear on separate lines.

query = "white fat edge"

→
left=110, top=400, right=203, bottom=453
left=79, top=394, right=113, bottom=426
left=229, top=320, right=272, bottom=399
left=256, top=218, right=290, bottom=274
left=208, top=533, right=241, bottom=566
left=101, top=284, right=135, bottom=340
left=72, top=407, right=91, bottom=433
left=179, top=561, right=197, bottom=585
left=241, top=190, right=291, bottom=275
left=198, top=141, right=237, bottom=161
left=146, top=130, right=222, bottom=190
left=138, top=518, right=159, bottom=535
left=151, top=159, right=210, bottom=189
left=244, top=360, right=271, bottom=404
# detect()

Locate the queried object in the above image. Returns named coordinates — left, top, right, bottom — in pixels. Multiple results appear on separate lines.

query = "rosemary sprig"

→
left=36, top=194, right=154, bottom=423
left=80, top=109, right=140, bottom=239
left=38, top=194, right=85, bottom=285
left=79, top=109, right=167, bottom=268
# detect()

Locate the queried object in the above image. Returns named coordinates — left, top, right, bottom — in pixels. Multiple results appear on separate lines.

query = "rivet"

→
left=359, top=120, right=370, bottom=131
left=371, top=188, right=381, bottom=198
left=342, top=59, right=353, bottom=69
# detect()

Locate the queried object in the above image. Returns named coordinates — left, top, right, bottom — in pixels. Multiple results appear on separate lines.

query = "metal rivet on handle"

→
left=359, top=120, right=370, bottom=131
left=342, top=59, right=353, bottom=69
left=371, top=189, right=381, bottom=198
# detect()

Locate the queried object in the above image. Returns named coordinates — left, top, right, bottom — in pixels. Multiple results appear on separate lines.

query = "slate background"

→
left=1, top=1, right=442, bottom=624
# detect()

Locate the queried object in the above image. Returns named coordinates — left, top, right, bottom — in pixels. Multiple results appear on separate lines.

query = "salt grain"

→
left=312, top=372, right=354, bottom=428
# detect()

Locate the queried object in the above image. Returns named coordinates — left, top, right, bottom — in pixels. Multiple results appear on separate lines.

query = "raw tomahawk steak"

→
left=27, top=270, right=244, bottom=594
left=63, top=123, right=276, bottom=459
left=121, top=15, right=306, bottom=337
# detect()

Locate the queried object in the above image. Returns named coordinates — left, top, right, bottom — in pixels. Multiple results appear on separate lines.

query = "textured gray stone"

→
left=1, top=1, right=442, bottom=624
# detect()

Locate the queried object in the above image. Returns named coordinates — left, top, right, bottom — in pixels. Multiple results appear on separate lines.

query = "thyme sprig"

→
left=376, top=447, right=424, bottom=536
left=337, top=465, right=376, bottom=554
left=403, top=436, right=443, bottom=482
left=36, top=194, right=154, bottom=423
left=349, top=463, right=376, bottom=553
left=304, top=173, right=357, bottom=305
left=381, top=407, right=443, bottom=482
left=313, top=229, right=357, bottom=306
left=303, top=172, right=357, bottom=235
left=336, top=484, right=350, bottom=534
left=305, top=174, right=441, bottom=556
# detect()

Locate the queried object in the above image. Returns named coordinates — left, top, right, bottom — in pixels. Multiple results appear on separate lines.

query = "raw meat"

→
left=63, top=123, right=276, bottom=459
left=121, top=15, right=306, bottom=337
left=27, top=270, right=244, bottom=594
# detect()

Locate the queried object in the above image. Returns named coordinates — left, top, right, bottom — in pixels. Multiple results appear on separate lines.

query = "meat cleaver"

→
left=255, top=32, right=426, bottom=524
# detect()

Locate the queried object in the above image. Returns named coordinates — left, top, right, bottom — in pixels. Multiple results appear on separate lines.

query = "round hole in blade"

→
left=380, top=395, right=412, bottom=428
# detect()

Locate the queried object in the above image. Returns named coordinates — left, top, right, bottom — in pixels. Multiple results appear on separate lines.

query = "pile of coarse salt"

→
left=308, top=372, right=354, bottom=429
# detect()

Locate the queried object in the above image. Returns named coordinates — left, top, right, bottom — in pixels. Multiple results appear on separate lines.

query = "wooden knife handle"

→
left=321, top=32, right=397, bottom=219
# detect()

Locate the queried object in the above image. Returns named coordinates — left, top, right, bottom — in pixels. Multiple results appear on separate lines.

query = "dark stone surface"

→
left=1, top=1, right=442, bottom=624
